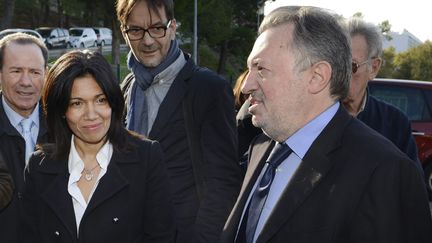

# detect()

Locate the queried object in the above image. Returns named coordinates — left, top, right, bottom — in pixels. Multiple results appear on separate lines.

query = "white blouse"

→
left=67, top=136, right=113, bottom=235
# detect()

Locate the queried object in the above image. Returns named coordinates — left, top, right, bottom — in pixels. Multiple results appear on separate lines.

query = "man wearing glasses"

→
left=343, top=18, right=422, bottom=173
left=116, top=1, right=242, bottom=243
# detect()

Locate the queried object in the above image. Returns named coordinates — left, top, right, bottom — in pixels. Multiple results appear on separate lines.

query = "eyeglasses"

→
left=352, top=60, right=369, bottom=74
left=124, top=20, right=172, bottom=41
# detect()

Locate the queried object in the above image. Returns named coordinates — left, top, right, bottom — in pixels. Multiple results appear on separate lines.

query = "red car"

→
left=369, top=78, right=432, bottom=198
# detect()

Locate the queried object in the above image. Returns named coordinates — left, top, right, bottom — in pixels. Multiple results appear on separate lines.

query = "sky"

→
left=264, top=0, right=431, bottom=42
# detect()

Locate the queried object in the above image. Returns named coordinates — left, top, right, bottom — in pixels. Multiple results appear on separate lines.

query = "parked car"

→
left=68, top=27, right=97, bottom=48
left=0, top=28, right=43, bottom=42
left=36, top=27, right=69, bottom=49
left=369, top=78, right=432, bottom=198
left=93, top=27, right=112, bottom=46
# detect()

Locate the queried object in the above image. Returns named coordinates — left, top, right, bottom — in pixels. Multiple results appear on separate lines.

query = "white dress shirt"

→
left=237, top=102, right=339, bottom=242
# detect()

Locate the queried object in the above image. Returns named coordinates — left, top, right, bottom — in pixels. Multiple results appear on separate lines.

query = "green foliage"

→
left=352, top=12, right=364, bottom=18
left=378, top=47, right=396, bottom=78
left=62, top=0, right=86, bottom=18
left=174, top=0, right=256, bottom=77
left=378, top=20, right=392, bottom=41
left=380, top=42, right=432, bottom=81
left=200, top=0, right=233, bottom=47
left=393, top=41, right=432, bottom=81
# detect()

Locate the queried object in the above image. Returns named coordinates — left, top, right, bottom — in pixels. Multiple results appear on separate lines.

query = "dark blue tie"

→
left=236, top=142, right=292, bottom=243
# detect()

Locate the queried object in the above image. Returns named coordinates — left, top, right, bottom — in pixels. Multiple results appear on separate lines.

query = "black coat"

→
left=21, top=134, right=176, bottom=243
left=123, top=53, right=242, bottom=243
left=358, top=94, right=422, bottom=173
left=0, top=151, right=13, bottom=210
left=221, top=106, right=432, bottom=243
left=0, top=94, right=48, bottom=243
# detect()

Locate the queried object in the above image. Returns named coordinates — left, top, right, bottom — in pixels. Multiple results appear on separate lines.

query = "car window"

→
left=37, top=29, right=51, bottom=38
left=369, top=84, right=432, bottom=121
left=70, top=29, right=83, bottom=36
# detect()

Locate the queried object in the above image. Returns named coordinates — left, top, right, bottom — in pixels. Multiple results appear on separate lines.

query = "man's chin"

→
left=251, top=115, right=262, bottom=128
left=138, top=56, right=162, bottom=68
left=342, top=97, right=353, bottom=105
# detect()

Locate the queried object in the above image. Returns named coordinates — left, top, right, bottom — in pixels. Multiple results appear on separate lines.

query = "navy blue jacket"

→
left=357, top=94, right=423, bottom=173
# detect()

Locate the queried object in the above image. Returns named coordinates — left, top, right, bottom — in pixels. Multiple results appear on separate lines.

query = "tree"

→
left=0, top=0, right=15, bottom=30
left=352, top=12, right=364, bottom=18
left=394, top=41, right=432, bottom=81
left=175, top=0, right=256, bottom=78
left=378, top=47, right=396, bottom=78
left=378, top=20, right=392, bottom=41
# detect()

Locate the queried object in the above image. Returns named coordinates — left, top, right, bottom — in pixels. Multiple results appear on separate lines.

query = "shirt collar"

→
left=2, top=95, right=40, bottom=129
left=152, top=53, right=187, bottom=85
left=284, top=102, right=339, bottom=159
left=68, top=135, right=113, bottom=174
left=357, top=90, right=368, bottom=116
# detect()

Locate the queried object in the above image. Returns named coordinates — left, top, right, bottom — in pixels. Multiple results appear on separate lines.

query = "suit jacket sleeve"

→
left=189, top=70, right=242, bottom=243
left=349, top=155, right=432, bottom=242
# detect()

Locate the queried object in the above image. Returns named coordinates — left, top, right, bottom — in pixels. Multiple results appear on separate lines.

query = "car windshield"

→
left=69, top=29, right=83, bottom=36
left=0, top=30, right=40, bottom=40
left=37, top=29, right=52, bottom=38
left=24, top=31, right=41, bottom=39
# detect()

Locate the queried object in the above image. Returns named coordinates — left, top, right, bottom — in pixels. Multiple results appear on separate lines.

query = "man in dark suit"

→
left=0, top=33, right=49, bottom=242
left=220, top=6, right=432, bottom=243
left=116, top=1, right=242, bottom=242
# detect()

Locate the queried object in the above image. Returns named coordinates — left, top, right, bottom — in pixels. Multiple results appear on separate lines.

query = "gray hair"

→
left=346, top=17, right=383, bottom=59
left=259, top=6, right=352, bottom=101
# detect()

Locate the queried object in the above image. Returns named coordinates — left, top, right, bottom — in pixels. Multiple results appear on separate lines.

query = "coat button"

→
left=17, top=192, right=23, bottom=199
left=112, top=217, right=119, bottom=224
left=54, top=231, right=60, bottom=237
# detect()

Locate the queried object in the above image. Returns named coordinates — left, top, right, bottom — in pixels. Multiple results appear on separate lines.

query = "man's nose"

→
left=241, top=71, right=254, bottom=95
left=19, top=72, right=33, bottom=86
left=142, top=31, right=156, bottom=45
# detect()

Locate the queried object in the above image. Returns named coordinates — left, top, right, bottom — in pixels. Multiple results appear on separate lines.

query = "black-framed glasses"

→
left=124, top=20, right=172, bottom=41
left=352, top=60, right=369, bottom=74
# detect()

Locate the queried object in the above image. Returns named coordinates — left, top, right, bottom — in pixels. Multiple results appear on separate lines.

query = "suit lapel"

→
left=257, top=106, right=352, bottom=243
left=40, top=163, right=77, bottom=239
left=222, top=135, right=274, bottom=242
left=148, top=57, right=194, bottom=138
left=85, top=150, right=131, bottom=214
left=39, top=147, right=136, bottom=238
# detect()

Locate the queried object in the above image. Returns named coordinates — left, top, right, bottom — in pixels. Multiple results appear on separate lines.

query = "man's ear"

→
left=170, top=19, right=177, bottom=40
left=308, top=61, right=332, bottom=94
left=368, top=57, right=382, bottom=80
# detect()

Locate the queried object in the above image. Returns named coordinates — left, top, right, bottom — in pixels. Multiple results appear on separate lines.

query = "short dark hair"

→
left=42, top=50, right=131, bottom=159
left=0, top=32, right=48, bottom=69
left=260, top=6, right=352, bottom=101
left=116, top=0, right=174, bottom=28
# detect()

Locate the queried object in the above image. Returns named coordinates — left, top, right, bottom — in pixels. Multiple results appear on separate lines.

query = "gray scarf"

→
left=126, top=39, right=181, bottom=135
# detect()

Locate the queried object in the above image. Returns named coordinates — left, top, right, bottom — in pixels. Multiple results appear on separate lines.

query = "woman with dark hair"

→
left=22, top=50, right=175, bottom=243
